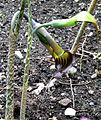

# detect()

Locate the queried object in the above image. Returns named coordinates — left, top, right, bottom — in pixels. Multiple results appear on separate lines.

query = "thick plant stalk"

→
left=5, top=33, right=17, bottom=120
left=70, top=0, right=97, bottom=54
left=5, top=0, right=26, bottom=120
left=24, top=15, right=73, bottom=78
left=20, top=0, right=33, bottom=120
left=23, top=13, right=63, bottom=55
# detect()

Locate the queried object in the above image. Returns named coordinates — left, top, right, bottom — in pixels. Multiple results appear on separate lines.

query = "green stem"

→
left=15, top=0, right=26, bottom=34
left=5, top=33, right=17, bottom=120
left=70, top=0, right=97, bottom=54
left=34, top=17, right=76, bottom=30
left=5, top=0, right=26, bottom=120
left=37, top=28, right=64, bottom=56
left=20, top=0, right=33, bottom=119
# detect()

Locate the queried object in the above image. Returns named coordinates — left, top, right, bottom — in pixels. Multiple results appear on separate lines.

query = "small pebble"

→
left=23, top=59, right=26, bottom=63
left=46, top=78, right=56, bottom=88
left=15, top=51, right=23, bottom=59
left=0, top=94, right=5, bottom=98
left=27, top=86, right=33, bottom=92
left=89, top=102, right=94, bottom=106
left=86, top=26, right=91, bottom=30
left=58, top=98, right=71, bottom=106
left=88, top=32, right=93, bottom=37
left=77, top=76, right=82, bottom=80
left=25, top=32, right=28, bottom=37
left=0, top=104, right=3, bottom=109
left=74, top=0, right=79, bottom=2
left=51, top=116, right=57, bottom=120
left=32, top=83, right=45, bottom=95
left=68, top=67, right=77, bottom=74
left=64, top=108, right=76, bottom=116
left=50, top=65, right=55, bottom=70
left=88, top=90, right=94, bottom=95
left=79, top=3, right=86, bottom=10
left=23, top=48, right=27, bottom=53
left=91, top=73, right=97, bottom=79
left=50, top=96, right=56, bottom=101
left=49, top=112, right=52, bottom=116
left=0, top=72, right=6, bottom=80
left=61, top=93, right=66, bottom=96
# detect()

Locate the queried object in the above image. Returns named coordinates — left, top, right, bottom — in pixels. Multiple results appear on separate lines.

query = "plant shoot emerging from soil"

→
left=5, top=0, right=99, bottom=119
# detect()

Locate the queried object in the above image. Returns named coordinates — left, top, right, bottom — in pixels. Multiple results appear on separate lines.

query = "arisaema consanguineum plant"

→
left=10, top=3, right=33, bottom=120
left=6, top=0, right=98, bottom=119
left=28, top=11, right=99, bottom=77
left=34, top=11, right=99, bottom=32
left=5, top=0, right=26, bottom=119
left=11, top=11, right=99, bottom=78
left=24, top=13, right=73, bottom=78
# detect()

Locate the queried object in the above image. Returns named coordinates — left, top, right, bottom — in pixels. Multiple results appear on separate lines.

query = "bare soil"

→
left=0, top=0, right=101, bottom=120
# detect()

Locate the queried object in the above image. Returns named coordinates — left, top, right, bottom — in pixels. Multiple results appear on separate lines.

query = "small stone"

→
left=32, top=83, right=45, bottom=95
left=50, top=105, right=54, bottom=109
left=25, top=32, right=28, bottom=37
left=58, top=98, right=71, bottom=106
left=88, top=32, right=93, bottom=36
left=15, top=51, right=23, bottom=59
left=51, top=116, right=57, bottom=120
left=74, top=0, right=79, bottom=2
left=61, top=93, right=66, bottom=96
left=88, top=90, right=94, bottom=95
left=86, top=26, right=91, bottom=30
left=0, top=105, right=3, bottom=109
left=89, top=102, right=94, bottom=106
left=0, top=94, right=5, bottom=98
left=1, top=59, right=3, bottom=63
left=32, top=46, right=36, bottom=49
left=64, top=108, right=76, bottom=116
left=23, top=59, right=26, bottom=63
left=79, top=3, right=86, bottom=10
left=50, top=96, right=56, bottom=101
left=91, top=73, right=97, bottom=79
left=49, top=112, right=52, bottom=116
left=0, top=72, right=6, bottom=80
left=46, top=78, right=56, bottom=88
left=28, top=86, right=33, bottom=92
left=77, top=76, right=82, bottom=80
left=95, top=69, right=99, bottom=75
left=68, top=67, right=77, bottom=74
left=50, top=65, right=56, bottom=70
left=23, top=48, right=27, bottom=53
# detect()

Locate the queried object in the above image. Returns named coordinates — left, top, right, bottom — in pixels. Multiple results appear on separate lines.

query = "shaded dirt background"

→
left=0, top=0, right=101, bottom=120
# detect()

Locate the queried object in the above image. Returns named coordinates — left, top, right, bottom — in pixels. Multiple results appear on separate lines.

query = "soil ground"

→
left=0, top=0, right=101, bottom=120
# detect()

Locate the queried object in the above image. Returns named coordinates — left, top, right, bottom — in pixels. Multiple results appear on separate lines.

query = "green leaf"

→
left=11, top=11, right=20, bottom=32
left=36, top=17, right=77, bottom=28
left=73, top=11, right=99, bottom=32
left=34, top=11, right=99, bottom=32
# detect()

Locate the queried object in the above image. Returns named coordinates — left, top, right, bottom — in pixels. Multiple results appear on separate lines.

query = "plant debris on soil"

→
left=0, top=0, right=101, bottom=120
